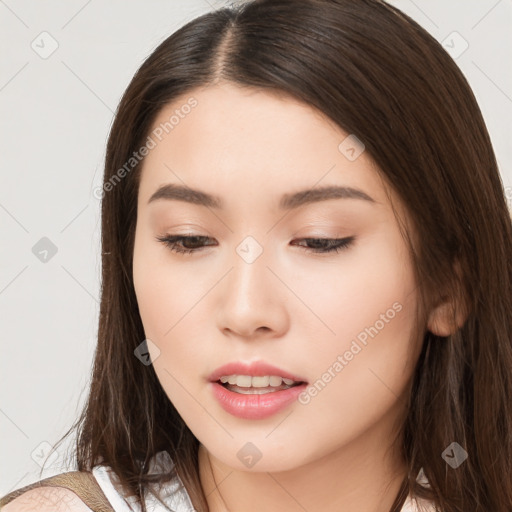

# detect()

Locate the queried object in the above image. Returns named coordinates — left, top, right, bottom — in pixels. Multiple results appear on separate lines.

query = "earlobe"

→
left=427, top=300, right=462, bottom=337
left=426, top=260, right=469, bottom=337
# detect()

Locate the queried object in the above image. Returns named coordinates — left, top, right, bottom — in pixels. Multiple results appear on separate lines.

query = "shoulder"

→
left=2, top=485, right=93, bottom=512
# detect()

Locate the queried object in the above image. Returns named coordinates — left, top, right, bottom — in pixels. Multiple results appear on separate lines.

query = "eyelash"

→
left=155, top=234, right=355, bottom=255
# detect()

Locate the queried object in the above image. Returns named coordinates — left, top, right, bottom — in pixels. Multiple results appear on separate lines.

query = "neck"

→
left=198, top=406, right=408, bottom=512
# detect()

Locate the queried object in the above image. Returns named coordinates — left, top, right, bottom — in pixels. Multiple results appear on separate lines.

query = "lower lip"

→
left=210, top=381, right=308, bottom=420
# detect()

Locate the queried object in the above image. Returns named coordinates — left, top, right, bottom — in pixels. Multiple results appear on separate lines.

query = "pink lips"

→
left=207, top=361, right=307, bottom=384
left=208, top=361, right=308, bottom=420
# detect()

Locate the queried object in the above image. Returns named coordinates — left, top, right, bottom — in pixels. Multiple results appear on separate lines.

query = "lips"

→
left=207, top=361, right=308, bottom=384
left=207, top=361, right=309, bottom=420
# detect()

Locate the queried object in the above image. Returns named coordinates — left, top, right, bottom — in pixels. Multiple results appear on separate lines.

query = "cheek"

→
left=293, top=229, right=418, bottom=403
left=132, top=235, right=211, bottom=383
left=292, top=230, right=416, bottom=344
left=133, top=263, right=202, bottom=417
left=133, top=230, right=198, bottom=338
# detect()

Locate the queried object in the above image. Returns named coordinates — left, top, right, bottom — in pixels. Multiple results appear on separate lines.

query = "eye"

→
left=155, top=234, right=217, bottom=254
left=156, top=234, right=355, bottom=255
left=291, top=237, right=355, bottom=254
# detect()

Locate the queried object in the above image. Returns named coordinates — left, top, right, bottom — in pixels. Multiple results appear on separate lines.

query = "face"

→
left=132, top=82, right=422, bottom=473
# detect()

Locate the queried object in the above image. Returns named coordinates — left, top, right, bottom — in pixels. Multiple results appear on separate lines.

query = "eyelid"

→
left=156, top=233, right=355, bottom=256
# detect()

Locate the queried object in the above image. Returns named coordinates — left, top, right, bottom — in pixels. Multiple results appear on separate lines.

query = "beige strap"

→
left=0, top=471, right=115, bottom=511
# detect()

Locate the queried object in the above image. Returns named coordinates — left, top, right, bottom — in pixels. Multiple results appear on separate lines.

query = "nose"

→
left=215, top=240, right=290, bottom=340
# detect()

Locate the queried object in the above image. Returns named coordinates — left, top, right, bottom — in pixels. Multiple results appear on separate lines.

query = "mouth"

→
left=216, top=374, right=306, bottom=394
left=208, top=361, right=309, bottom=419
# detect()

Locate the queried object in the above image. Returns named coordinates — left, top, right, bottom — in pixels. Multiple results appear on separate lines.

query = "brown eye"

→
left=291, top=237, right=355, bottom=253
left=156, top=235, right=216, bottom=254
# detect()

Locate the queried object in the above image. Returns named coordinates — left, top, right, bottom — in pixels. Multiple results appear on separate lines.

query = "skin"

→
left=132, top=82, right=453, bottom=512
left=3, top=487, right=94, bottom=512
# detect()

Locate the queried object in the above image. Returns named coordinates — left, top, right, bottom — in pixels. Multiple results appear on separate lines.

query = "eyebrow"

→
left=147, top=183, right=376, bottom=209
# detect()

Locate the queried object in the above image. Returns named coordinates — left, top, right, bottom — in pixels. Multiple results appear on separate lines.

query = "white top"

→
left=90, top=451, right=436, bottom=512
left=91, top=451, right=195, bottom=512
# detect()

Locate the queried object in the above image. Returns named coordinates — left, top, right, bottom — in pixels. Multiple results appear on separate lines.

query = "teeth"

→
left=218, top=375, right=297, bottom=387
left=236, top=375, right=252, bottom=387
left=252, top=376, right=269, bottom=387
left=269, top=376, right=283, bottom=386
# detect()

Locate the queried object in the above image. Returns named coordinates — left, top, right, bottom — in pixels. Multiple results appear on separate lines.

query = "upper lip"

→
left=208, top=361, right=308, bottom=384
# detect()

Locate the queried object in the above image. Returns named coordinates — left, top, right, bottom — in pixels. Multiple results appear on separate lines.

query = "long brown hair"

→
left=45, top=0, right=512, bottom=510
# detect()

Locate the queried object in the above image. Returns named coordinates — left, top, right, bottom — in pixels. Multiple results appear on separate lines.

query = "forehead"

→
left=137, top=82, right=392, bottom=209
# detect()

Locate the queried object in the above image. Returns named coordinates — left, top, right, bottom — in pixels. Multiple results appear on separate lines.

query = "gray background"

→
left=1, top=0, right=511, bottom=496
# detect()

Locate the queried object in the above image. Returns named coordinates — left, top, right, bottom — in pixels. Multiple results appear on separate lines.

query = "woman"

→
left=2, top=0, right=511, bottom=511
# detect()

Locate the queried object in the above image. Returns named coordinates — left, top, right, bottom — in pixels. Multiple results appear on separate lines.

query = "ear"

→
left=426, top=259, right=469, bottom=337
